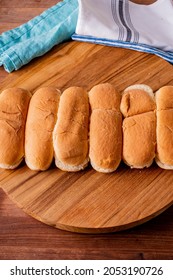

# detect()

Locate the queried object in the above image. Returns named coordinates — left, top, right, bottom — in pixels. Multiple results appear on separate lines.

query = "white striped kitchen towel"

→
left=72, top=0, right=173, bottom=63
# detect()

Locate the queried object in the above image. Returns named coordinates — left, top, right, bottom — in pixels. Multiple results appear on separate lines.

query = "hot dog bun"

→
left=155, top=86, right=173, bottom=169
left=25, top=87, right=61, bottom=171
left=0, top=88, right=31, bottom=169
left=89, top=83, right=122, bottom=173
left=120, top=84, right=155, bottom=117
left=53, top=86, right=89, bottom=171
left=121, top=84, right=156, bottom=168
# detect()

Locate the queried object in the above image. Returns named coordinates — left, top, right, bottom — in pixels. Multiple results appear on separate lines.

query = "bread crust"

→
left=0, top=88, right=31, bottom=169
left=155, top=86, right=173, bottom=169
left=25, top=87, right=61, bottom=171
left=89, top=83, right=122, bottom=172
left=53, top=86, right=89, bottom=171
left=123, top=112, right=156, bottom=168
left=89, top=83, right=121, bottom=110
left=120, top=84, right=156, bottom=117
left=121, top=84, right=156, bottom=168
left=155, top=86, right=173, bottom=110
left=2, top=84, right=172, bottom=172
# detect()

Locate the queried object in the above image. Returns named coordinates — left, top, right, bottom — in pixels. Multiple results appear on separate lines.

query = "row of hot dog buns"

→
left=0, top=83, right=172, bottom=172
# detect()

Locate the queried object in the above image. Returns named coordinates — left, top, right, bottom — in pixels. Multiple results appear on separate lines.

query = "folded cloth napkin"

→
left=0, top=0, right=78, bottom=72
left=72, top=0, right=173, bottom=64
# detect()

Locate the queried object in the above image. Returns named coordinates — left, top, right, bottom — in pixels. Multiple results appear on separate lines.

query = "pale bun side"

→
left=155, top=86, right=173, bottom=169
left=89, top=83, right=122, bottom=173
left=25, top=87, right=61, bottom=171
left=124, top=84, right=154, bottom=98
left=120, top=84, right=155, bottom=117
left=0, top=87, right=31, bottom=169
left=0, top=159, right=24, bottom=170
left=55, top=157, right=89, bottom=172
left=155, top=159, right=173, bottom=170
left=90, top=159, right=120, bottom=173
left=53, top=86, right=89, bottom=171
left=123, top=158, right=153, bottom=169
left=122, top=112, right=156, bottom=169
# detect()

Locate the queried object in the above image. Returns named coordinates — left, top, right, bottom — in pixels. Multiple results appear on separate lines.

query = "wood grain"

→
left=1, top=41, right=173, bottom=93
left=1, top=187, right=173, bottom=260
left=1, top=163, right=173, bottom=233
left=0, top=41, right=173, bottom=233
left=0, top=0, right=61, bottom=8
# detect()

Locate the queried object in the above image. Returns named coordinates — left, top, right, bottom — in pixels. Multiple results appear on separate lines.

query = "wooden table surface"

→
left=0, top=0, right=173, bottom=260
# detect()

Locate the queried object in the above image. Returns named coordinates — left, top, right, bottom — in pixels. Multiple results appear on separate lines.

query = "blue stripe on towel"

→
left=72, top=33, right=173, bottom=64
left=119, top=0, right=132, bottom=42
left=111, top=0, right=124, bottom=41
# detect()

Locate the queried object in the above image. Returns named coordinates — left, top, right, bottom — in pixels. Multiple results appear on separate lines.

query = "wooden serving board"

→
left=0, top=41, right=173, bottom=233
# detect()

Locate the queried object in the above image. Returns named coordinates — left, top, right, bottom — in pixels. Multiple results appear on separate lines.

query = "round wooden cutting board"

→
left=0, top=41, right=173, bottom=233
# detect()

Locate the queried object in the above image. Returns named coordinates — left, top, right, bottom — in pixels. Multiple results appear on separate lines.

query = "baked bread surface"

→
left=53, top=86, right=89, bottom=171
left=155, top=86, right=173, bottom=169
left=89, top=83, right=122, bottom=172
left=0, top=87, right=31, bottom=169
left=25, top=87, right=61, bottom=171
left=121, top=84, right=156, bottom=168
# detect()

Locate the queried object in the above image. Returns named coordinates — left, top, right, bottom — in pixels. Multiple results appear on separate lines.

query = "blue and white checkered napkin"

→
left=72, top=0, right=173, bottom=63
left=0, top=0, right=78, bottom=73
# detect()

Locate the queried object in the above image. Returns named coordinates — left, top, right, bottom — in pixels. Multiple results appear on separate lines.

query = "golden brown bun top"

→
left=26, top=86, right=61, bottom=133
left=89, top=83, right=121, bottom=111
left=120, top=84, right=155, bottom=117
left=0, top=87, right=31, bottom=168
left=156, top=86, right=173, bottom=110
left=26, top=87, right=61, bottom=133
left=0, top=88, right=31, bottom=129
left=0, top=87, right=31, bottom=107
left=31, top=86, right=61, bottom=112
left=155, top=86, right=173, bottom=169
left=88, top=83, right=122, bottom=172
left=25, top=86, right=61, bottom=170
left=54, top=86, right=89, bottom=167
left=33, top=86, right=61, bottom=97
left=122, top=111, right=156, bottom=168
left=57, top=86, right=89, bottom=130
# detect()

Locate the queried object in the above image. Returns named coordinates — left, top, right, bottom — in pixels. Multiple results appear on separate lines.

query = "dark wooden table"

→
left=0, top=0, right=173, bottom=260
